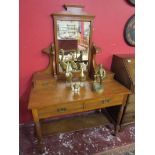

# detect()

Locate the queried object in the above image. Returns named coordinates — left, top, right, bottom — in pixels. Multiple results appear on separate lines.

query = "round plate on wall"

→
left=128, top=0, right=135, bottom=6
left=124, top=15, right=135, bottom=47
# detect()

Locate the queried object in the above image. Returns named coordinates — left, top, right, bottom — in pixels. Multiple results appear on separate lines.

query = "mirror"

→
left=57, top=20, right=91, bottom=73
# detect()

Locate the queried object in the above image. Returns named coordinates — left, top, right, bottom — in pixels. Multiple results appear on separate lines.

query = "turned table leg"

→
left=32, top=109, right=44, bottom=153
left=115, top=95, right=128, bottom=135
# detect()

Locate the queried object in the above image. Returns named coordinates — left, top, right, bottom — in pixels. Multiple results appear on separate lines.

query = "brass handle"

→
left=102, top=99, right=111, bottom=104
left=127, top=59, right=131, bottom=63
left=57, top=107, right=67, bottom=112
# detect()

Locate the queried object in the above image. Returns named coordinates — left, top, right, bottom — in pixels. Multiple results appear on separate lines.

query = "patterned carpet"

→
left=20, top=123, right=134, bottom=155
left=95, top=143, right=134, bottom=155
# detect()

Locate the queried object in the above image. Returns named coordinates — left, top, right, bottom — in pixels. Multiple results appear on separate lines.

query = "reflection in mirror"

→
left=57, top=20, right=90, bottom=73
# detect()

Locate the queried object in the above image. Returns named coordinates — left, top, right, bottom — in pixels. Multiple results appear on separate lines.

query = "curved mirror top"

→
left=57, top=20, right=91, bottom=73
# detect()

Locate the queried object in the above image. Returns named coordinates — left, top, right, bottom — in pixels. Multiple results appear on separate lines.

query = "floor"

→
left=20, top=112, right=135, bottom=155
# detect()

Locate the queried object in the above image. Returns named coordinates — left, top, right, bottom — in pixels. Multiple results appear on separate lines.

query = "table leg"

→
left=115, top=95, right=128, bottom=135
left=32, top=109, right=44, bottom=153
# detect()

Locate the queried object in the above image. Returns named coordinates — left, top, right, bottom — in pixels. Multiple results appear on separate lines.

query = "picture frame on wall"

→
left=128, top=0, right=135, bottom=6
left=124, top=15, right=135, bottom=47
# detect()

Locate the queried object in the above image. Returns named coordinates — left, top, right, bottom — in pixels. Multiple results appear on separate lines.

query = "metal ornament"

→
left=71, top=82, right=81, bottom=94
left=92, top=64, right=106, bottom=93
left=80, top=63, right=86, bottom=87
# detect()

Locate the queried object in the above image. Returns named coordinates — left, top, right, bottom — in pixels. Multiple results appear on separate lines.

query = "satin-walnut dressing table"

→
left=28, top=4, right=131, bottom=151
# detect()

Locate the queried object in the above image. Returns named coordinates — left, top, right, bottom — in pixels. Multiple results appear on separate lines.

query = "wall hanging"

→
left=124, top=15, right=135, bottom=46
left=128, top=0, right=135, bottom=6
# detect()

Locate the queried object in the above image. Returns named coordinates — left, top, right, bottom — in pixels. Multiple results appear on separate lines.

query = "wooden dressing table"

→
left=28, top=4, right=131, bottom=152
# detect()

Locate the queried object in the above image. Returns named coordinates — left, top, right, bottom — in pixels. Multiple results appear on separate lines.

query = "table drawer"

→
left=84, top=95, right=124, bottom=110
left=38, top=102, right=83, bottom=118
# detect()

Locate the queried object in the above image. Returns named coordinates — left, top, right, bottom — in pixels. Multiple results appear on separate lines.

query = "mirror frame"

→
left=52, top=4, right=95, bottom=79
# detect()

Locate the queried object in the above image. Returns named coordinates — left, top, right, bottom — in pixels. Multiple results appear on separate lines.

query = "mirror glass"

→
left=57, top=20, right=91, bottom=73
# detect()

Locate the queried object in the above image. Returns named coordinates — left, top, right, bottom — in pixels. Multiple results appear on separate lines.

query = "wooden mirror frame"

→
left=52, top=4, right=95, bottom=80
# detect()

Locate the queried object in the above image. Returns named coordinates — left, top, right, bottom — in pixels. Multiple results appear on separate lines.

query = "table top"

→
left=28, top=79, right=131, bottom=109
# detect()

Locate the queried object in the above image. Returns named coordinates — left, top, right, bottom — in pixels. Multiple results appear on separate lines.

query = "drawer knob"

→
left=102, top=99, right=111, bottom=104
left=57, top=107, right=67, bottom=112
